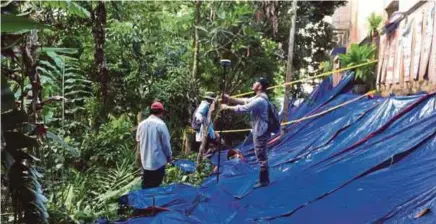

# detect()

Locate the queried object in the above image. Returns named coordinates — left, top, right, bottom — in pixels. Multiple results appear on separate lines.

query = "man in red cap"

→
left=136, top=101, right=172, bottom=188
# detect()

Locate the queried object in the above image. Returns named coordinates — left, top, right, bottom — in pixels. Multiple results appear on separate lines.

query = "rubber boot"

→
left=253, top=169, right=269, bottom=189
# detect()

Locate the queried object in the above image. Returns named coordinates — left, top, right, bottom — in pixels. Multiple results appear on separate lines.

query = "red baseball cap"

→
left=150, top=102, right=165, bottom=111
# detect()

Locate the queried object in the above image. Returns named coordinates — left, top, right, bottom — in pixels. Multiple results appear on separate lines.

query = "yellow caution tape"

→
left=190, top=60, right=378, bottom=134
left=230, top=60, right=378, bottom=98
left=220, top=128, right=252, bottom=133
left=215, top=90, right=376, bottom=134
left=280, top=90, right=376, bottom=126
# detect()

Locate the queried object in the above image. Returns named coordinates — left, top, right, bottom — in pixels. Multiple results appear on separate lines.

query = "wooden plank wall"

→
left=378, top=1, right=436, bottom=96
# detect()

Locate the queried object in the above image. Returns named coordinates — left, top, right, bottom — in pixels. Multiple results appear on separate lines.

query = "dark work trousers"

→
left=192, top=140, right=201, bottom=152
left=253, top=132, right=270, bottom=184
left=142, top=165, right=166, bottom=189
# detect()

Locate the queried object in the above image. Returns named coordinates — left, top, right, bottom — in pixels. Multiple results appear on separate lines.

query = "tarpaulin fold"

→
left=116, top=73, right=436, bottom=223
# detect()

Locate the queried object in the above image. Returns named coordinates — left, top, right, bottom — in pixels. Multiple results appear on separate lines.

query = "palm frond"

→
left=338, top=44, right=376, bottom=82
left=368, top=13, right=383, bottom=31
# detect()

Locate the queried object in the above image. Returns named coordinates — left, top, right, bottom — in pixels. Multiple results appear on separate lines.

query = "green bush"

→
left=81, top=115, right=135, bottom=166
left=46, top=158, right=140, bottom=223
left=164, top=153, right=212, bottom=186
left=339, top=44, right=376, bottom=83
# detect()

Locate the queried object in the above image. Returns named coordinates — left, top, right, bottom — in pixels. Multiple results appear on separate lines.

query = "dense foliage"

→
left=339, top=43, right=377, bottom=83
left=1, top=1, right=344, bottom=222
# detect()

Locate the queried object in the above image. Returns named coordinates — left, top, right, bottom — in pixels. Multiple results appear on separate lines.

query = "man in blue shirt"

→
left=221, top=78, right=271, bottom=188
left=136, top=102, right=172, bottom=188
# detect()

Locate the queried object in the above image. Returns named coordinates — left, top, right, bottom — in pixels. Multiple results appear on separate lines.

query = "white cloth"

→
left=136, top=115, right=172, bottom=170
left=194, top=100, right=215, bottom=142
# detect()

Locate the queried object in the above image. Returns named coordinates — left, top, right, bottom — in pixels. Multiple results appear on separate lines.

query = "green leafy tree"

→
left=1, top=4, right=52, bottom=222
left=1, top=2, right=91, bottom=222
left=338, top=43, right=376, bottom=83
left=258, top=1, right=346, bottom=95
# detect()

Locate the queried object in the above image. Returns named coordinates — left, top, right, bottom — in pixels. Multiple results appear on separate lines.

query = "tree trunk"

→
left=192, top=0, right=201, bottom=82
left=23, top=30, right=40, bottom=123
left=137, top=111, right=143, bottom=124
left=261, top=0, right=279, bottom=36
left=281, top=0, right=298, bottom=135
left=91, top=1, right=109, bottom=130
left=185, top=0, right=202, bottom=155
left=183, top=130, right=192, bottom=155
left=91, top=1, right=109, bottom=105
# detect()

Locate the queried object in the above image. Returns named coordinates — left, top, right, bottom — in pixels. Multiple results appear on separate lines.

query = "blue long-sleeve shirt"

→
left=231, top=93, right=269, bottom=137
left=136, top=115, right=172, bottom=170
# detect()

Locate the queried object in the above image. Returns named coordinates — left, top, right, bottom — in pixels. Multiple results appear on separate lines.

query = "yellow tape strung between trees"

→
left=189, top=60, right=379, bottom=134
left=219, top=90, right=376, bottom=134
left=230, top=60, right=378, bottom=98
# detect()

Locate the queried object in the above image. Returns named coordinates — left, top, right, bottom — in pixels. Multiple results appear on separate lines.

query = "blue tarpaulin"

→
left=172, top=159, right=196, bottom=174
left=117, top=73, right=436, bottom=223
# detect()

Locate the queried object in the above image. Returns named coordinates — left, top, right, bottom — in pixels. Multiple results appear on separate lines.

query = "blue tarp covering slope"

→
left=118, top=74, right=436, bottom=224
